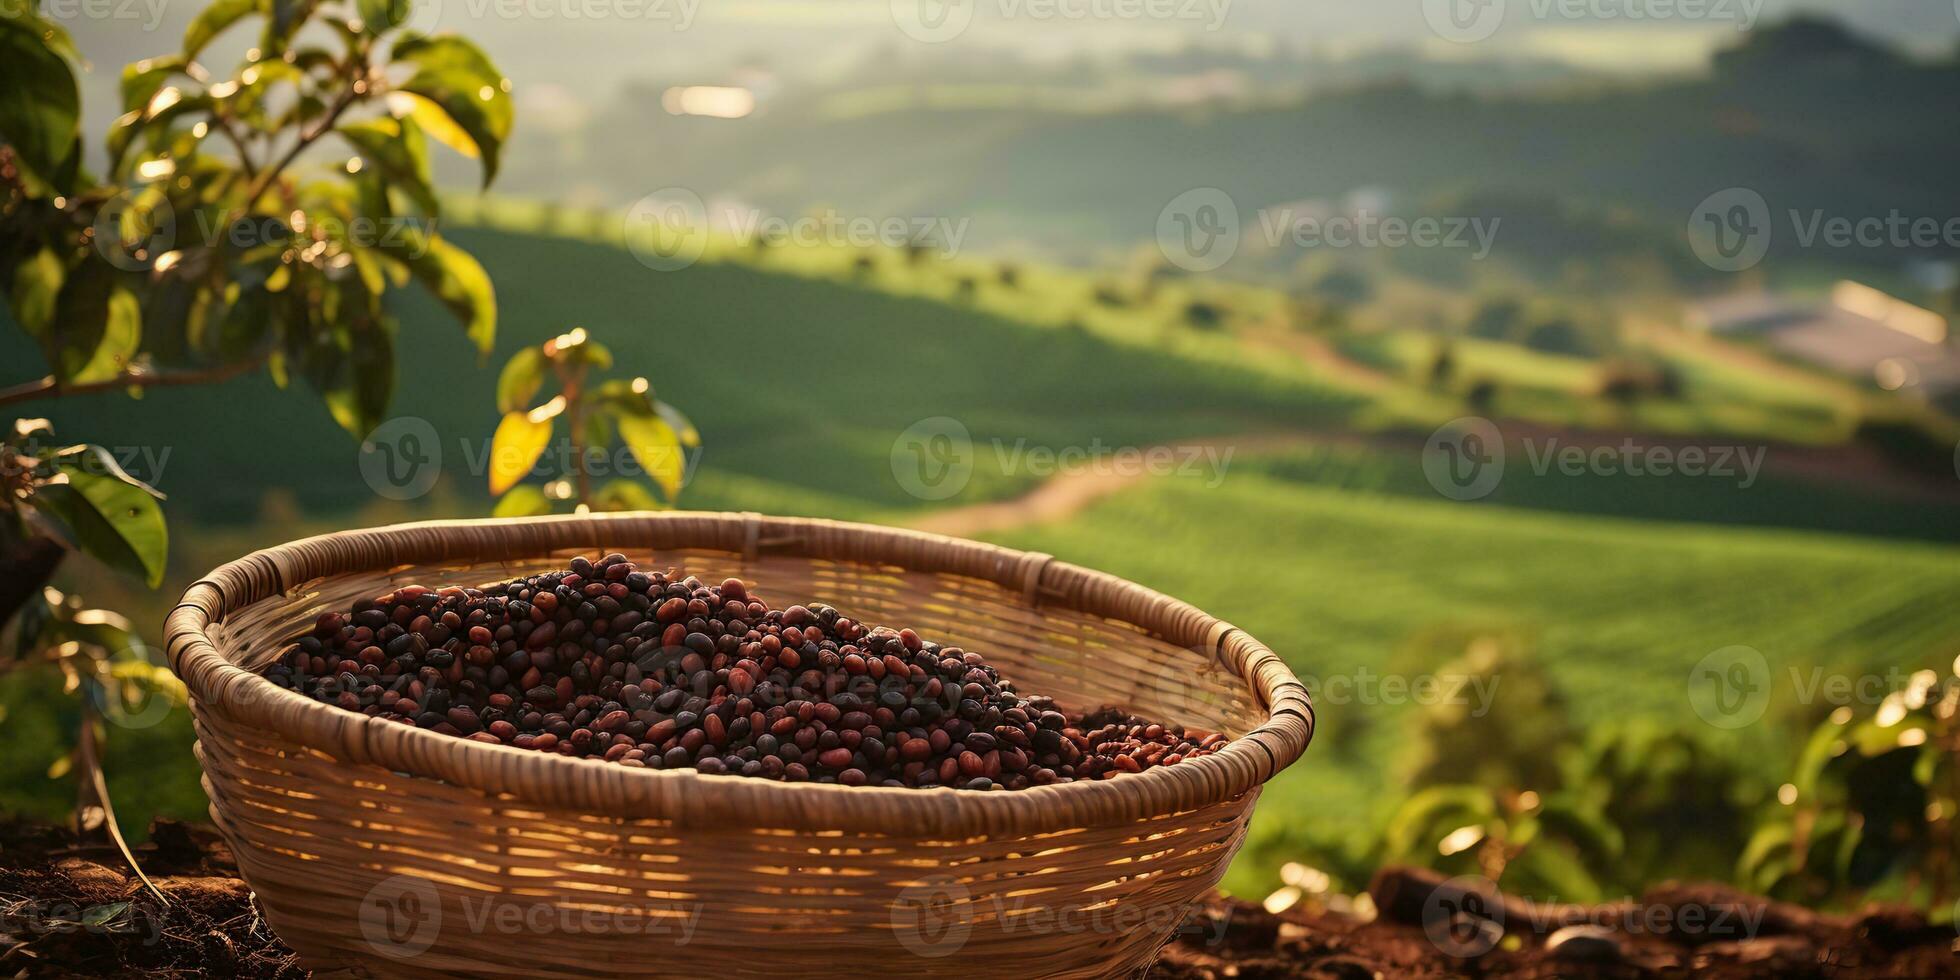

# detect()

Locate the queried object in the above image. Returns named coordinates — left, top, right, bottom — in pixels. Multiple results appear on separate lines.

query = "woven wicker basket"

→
left=166, top=512, right=1312, bottom=978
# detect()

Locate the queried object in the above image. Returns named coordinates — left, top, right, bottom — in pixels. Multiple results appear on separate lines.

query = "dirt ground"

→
left=3, top=820, right=1955, bottom=978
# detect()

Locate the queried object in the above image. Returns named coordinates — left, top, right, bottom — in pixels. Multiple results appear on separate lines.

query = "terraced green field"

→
left=984, top=459, right=1960, bottom=894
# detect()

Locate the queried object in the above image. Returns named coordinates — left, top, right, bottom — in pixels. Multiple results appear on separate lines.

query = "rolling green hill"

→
left=984, top=455, right=1960, bottom=894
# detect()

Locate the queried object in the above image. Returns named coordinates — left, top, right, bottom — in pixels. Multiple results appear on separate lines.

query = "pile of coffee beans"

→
left=268, top=554, right=1226, bottom=789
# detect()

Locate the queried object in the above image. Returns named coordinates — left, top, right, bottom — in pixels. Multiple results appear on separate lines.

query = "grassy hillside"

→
left=983, top=456, right=1960, bottom=894
left=0, top=224, right=1357, bottom=524
left=6, top=221, right=1957, bottom=884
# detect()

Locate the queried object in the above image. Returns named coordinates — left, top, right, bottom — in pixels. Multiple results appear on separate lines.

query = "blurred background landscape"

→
left=6, top=0, right=1960, bottom=918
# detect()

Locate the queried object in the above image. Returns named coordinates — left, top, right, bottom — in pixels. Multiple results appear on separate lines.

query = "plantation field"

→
left=983, top=457, right=1960, bottom=895
left=7, top=221, right=1959, bottom=897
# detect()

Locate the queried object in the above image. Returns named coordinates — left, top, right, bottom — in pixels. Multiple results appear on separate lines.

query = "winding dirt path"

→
left=903, top=432, right=1345, bottom=538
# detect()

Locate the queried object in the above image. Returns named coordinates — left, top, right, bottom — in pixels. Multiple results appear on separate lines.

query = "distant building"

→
left=1687, top=282, right=1959, bottom=398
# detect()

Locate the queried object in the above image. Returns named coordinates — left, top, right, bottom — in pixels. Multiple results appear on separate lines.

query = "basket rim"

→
left=166, top=511, right=1313, bottom=836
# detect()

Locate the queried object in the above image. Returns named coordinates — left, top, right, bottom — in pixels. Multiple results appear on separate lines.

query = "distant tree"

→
left=1183, top=300, right=1224, bottom=331
left=1522, top=317, right=1597, bottom=357
left=1426, top=340, right=1457, bottom=389
left=1465, top=297, right=1525, bottom=342
left=1311, top=266, right=1374, bottom=308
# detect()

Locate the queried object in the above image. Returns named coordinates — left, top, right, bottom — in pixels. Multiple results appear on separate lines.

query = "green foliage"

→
left=4, top=421, right=166, bottom=588
left=1742, top=668, right=1958, bottom=909
left=0, top=0, right=510, bottom=839
left=1, top=0, right=509, bottom=438
left=1397, top=630, right=1570, bottom=793
left=488, top=328, right=701, bottom=514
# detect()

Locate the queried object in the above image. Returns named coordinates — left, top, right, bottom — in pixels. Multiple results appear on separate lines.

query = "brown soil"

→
left=4, top=822, right=1953, bottom=978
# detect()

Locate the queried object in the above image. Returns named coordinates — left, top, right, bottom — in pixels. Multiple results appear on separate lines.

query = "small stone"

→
left=1546, top=924, right=1622, bottom=962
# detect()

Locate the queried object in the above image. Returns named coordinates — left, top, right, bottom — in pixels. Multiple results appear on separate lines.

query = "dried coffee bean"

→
left=278, top=558, right=1227, bottom=788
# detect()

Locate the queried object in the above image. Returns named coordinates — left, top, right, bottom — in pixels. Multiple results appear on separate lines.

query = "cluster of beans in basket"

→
left=268, top=554, right=1225, bottom=789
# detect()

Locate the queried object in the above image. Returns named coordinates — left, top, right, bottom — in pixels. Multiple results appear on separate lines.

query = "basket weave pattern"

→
left=166, top=513, right=1313, bottom=978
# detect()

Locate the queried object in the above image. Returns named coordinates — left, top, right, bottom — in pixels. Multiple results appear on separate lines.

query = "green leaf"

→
left=396, top=232, right=495, bottom=353
left=81, top=903, right=133, bottom=930
left=8, top=246, right=64, bottom=339
left=491, top=484, right=553, bottom=518
left=337, top=116, right=439, bottom=215
left=489, top=406, right=554, bottom=495
left=617, top=413, right=684, bottom=502
left=318, top=317, right=396, bottom=438
left=32, top=463, right=169, bottom=588
left=0, top=15, right=81, bottom=197
left=592, top=479, right=661, bottom=512
left=107, top=90, right=213, bottom=177
left=120, top=55, right=187, bottom=114
left=50, top=263, right=141, bottom=385
left=0, top=5, right=77, bottom=61
left=266, top=0, right=315, bottom=48
left=391, top=34, right=512, bottom=185
left=183, top=0, right=259, bottom=60
left=356, top=0, right=411, bottom=32
left=591, top=377, right=654, bottom=417
left=1504, top=841, right=1602, bottom=905
left=496, top=346, right=547, bottom=414
left=655, top=400, right=700, bottom=447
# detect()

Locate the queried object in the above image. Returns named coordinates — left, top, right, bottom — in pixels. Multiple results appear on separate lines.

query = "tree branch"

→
left=240, top=60, right=367, bottom=208
left=0, top=355, right=267, bottom=408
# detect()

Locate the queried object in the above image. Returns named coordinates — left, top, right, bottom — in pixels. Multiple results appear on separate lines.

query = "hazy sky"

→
left=56, top=1, right=1960, bottom=143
